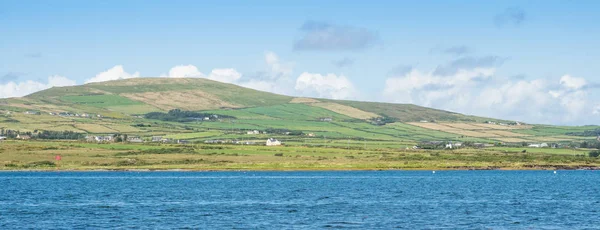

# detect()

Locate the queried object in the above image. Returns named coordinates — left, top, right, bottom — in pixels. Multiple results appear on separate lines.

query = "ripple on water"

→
left=0, top=170, right=599, bottom=229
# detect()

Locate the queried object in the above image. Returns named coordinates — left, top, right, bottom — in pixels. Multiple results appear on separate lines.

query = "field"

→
left=1, top=140, right=599, bottom=171
left=406, top=122, right=575, bottom=143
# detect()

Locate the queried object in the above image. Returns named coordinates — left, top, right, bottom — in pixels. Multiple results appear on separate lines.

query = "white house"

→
left=445, top=143, right=454, bottom=149
left=266, top=138, right=281, bottom=146
left=247, top=130, right=260, bottom=135
left=94, top=135, right=114, bottom=142
left=127, top=136, right=143, bottom=143
left=528, top=143, right=549, bottom=148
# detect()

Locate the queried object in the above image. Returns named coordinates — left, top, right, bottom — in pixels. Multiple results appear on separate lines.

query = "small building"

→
left=16, top=134, right=31, bottom=140
left=151, top=136, right=163, bottom=142
left=177, top=139, right=190, bottom=144
left=528, top=144, right=541, bottom=148
left=320, top=117, right=333, bottom=122
left=0, top=136, right=6, bottom=141
left=266, top=138, right=281, bottom=146
left=161, top=138, right=171, bottom=143
left=247, top=130, right=260, bottom=135
left=94, top=135, right=114, bottom=142
left=127, top=136, right=143, bottom=143
left=307, top=133, right=315, bottom=137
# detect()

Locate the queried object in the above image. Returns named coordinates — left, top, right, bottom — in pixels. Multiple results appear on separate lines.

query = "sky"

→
left=1, top=0, right=599, bottom=125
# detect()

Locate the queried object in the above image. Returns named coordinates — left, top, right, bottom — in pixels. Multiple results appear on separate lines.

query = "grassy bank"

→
left=1, top=140, right=599, bottom=171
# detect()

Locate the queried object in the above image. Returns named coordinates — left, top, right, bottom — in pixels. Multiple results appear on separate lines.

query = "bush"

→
left=589, top=151, right=600, bottom=158
left=274, top=153, right=284, bottom=157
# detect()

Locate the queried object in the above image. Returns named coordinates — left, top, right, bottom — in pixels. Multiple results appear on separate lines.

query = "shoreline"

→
left=1, top=166, right=599, bottom=172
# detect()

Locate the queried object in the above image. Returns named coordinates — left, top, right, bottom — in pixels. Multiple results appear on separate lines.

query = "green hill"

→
left=15, top=77, right=489, bottom=122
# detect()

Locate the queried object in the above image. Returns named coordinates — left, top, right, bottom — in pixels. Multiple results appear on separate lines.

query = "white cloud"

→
left=383, top=61, right=598, bottom=124
left=264, top=51, right=294, bottom=78
left=206, top=68, right=242, bottom=83
left=237, top=51, right=295, bottom=94
left=164, top=65, right=204, bottom=78
left=559, top=74, right=587, bottom=90
left=0, top=75, right=76, bottom=98
left=85, top=65, right=140, bottom=83
left=295, top=72, right=357, bottom=100
left=594, top=105, right=600, bottom=115
left=162, top=65, right=241, bottom=84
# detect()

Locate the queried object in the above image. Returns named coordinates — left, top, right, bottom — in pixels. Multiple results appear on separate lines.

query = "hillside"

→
left=7, top=77, right=487, bottom=122
left=0, top=77, right=598, bottom=146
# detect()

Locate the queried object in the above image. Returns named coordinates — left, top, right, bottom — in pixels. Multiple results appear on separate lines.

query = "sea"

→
left=1, top=170, right=599, bottom=229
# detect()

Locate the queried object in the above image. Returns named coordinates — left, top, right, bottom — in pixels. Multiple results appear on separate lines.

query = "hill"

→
left=0, top=77, right=598, bottom=146
left=8, top=77, right=489, bottom=122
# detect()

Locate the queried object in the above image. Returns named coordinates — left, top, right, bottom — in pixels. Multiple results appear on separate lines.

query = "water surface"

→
left=1, top=171, right=599, bottom=229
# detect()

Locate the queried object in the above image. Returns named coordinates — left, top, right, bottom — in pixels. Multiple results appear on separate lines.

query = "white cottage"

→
left=266, top=138, right=281, bottom=146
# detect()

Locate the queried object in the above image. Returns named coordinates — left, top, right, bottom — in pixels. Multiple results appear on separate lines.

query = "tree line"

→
left=144, top=109, right=235, bottom=122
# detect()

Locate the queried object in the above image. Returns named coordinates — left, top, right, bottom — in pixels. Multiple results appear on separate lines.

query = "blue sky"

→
left=1, top=0, right=599, bottom=125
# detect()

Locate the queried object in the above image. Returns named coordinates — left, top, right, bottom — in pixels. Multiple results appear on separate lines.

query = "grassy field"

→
left=2, top=140, right=600, bottom=171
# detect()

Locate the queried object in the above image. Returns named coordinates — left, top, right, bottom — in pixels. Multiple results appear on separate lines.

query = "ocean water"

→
left=1, top=170, right=599, bottom=229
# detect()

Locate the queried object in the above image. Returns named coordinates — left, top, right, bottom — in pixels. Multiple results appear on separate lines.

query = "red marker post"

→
left=55, top=154, right=62, bottom=171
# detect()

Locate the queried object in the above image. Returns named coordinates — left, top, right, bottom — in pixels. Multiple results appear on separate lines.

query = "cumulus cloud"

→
left=295, top=72, right=357, bottom=100
left=85, top=65, right=140, bottom=83
left=238, top=51, right=295, bottom=94
left=383, top=59, right=599, bottom=125
left=205, top=68, right=242, bottom=83
left=0, top=75, right=76, bottom=98
left=294, top=21, right=380, bottom=51
left=332, top=58, right=355, bottom=68
left=559, top=74, right=587, bottom=90
left=264, top=51, right=294, bottom=78
left=495, top=7, right=526, bottom=27
left=163, top=65, right=205, bottom=78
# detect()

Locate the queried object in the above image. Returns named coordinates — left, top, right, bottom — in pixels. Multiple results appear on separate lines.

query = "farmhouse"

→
left=93, top=135, right=114, bottom=142
left=16, top=134, right=31, bottom=140
left=320, top=117, right=333, bottom=122
left=151, top=136, right=163, bottom=142
left=266, top=138, right=281, bottom=146
left=445, top=142, right=463, bottom=149
left=177, top=140, right=190, bottom=144
left=247, top=130, right=260, bottom=135
left=160, top=138, right=172, bottom=143
left=528, top=143, right=549, bottom=148
left=127, top=136, right=143, bottom=143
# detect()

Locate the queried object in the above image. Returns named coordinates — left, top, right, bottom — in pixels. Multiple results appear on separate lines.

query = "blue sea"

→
left=1, top=170, right=599, bottom=229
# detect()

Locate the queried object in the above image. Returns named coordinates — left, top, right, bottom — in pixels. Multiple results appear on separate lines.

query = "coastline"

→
left=2, top=165, right=599, bottom=172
